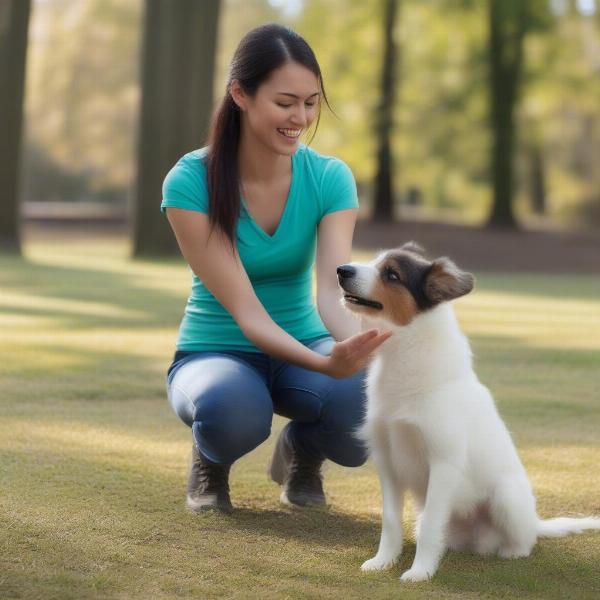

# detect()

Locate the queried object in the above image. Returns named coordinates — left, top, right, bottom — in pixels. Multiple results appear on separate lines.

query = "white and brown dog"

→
left=337, top=242, right=600, bottom=582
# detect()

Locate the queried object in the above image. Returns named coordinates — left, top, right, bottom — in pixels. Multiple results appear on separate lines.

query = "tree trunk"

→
left=529, top=143, right=546, bottom=215
left=486, top=0, right=526, bottom=229
left=0, top=0, right=31, bottom=254
left=372, top=0, right=399, bottom=223
left=132, top=0, right=220, bottom=256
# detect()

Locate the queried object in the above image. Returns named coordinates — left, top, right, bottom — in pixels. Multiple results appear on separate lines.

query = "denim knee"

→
left=321, top=370, right=367, bottom=432
left=288, top=367, right=369, bottom=468
left=335, top=436, right=369, bottom=467
left=193, top=407, right=272, bottom=465
left=319, top=369, right=369, bottom=467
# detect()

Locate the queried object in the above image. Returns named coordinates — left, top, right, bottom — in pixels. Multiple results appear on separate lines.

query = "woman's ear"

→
left=229, top=80, right=246, bottom=112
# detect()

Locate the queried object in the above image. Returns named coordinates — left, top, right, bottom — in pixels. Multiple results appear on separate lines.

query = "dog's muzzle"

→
left=337, top=265, right=356, bottom=281
left=337, top=264, right=383, bottom=310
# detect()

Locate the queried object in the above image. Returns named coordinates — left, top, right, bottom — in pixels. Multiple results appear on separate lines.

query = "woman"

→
left=162, top=23, right=392, bottom=514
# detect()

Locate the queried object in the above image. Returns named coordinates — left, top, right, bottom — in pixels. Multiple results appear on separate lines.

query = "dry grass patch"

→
left=1, top=235, right=599, bottom=599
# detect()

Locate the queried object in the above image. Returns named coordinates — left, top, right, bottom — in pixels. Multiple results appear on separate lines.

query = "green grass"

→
left=1, top=234, right=599, bottom=599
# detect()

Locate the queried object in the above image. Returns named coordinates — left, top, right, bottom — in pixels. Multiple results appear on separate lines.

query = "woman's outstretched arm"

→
left=315, top=208, right=362, bottom=341
left=166, top=207, right=390, bottom=378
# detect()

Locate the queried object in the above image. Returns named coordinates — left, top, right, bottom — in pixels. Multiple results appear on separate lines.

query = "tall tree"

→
left=372, top=0, right=400, bottom=222
left=486, top=0, right=550, bottom=228
left=528, top=141, right=546, bottom=215
left=486, top=0, right=527, bottom=228
left=132, top=0, right=220, bottom=256
left=487, top=0, right=553, bottom=228
left=0, top=0, right=31, bottom=254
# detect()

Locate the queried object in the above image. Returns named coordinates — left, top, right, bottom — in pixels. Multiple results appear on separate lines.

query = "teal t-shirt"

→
left=161, top=144, right=358, bottom=352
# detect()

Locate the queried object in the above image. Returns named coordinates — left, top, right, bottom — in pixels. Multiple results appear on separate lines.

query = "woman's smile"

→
left=277, top=128, right=303, bottom=140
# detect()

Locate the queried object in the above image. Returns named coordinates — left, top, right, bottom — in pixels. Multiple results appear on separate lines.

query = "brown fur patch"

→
left=425, top=258, right=474, bottom=303
left=372, top=259, right=420, bottom=326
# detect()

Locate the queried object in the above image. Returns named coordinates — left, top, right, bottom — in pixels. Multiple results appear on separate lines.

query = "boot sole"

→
left=186, top=495, right=233, bottom=515
left=280, top=490, right=327, bottom=508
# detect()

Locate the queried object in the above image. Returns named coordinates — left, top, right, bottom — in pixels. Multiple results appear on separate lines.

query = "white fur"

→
left=357, top=301, right=600, bottom=582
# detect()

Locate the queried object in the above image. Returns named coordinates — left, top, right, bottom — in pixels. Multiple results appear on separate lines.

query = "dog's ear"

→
left=424, top=257, right=475, bottom=303
left=401, top=241, right=425, bottom=255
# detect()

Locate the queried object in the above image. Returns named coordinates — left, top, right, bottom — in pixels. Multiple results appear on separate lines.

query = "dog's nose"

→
left=337, top=265, right=356, bottom=279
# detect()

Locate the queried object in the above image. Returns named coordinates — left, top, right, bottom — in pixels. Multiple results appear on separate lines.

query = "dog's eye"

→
left=386, top=268, right=400, bottom=282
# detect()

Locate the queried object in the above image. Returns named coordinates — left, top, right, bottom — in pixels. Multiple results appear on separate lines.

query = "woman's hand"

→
left=321, top=329, right=393, bottom=379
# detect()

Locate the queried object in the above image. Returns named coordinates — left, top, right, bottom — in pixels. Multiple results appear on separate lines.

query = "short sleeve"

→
left=319, top=158, right=359, bottom=218
left=161, top=154, right=209, bottom=214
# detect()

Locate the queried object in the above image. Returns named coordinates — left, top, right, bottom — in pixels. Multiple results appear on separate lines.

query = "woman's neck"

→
left=237, top=131, right=292, bottom=185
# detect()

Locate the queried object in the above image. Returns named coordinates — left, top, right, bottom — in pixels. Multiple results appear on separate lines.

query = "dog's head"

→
left=337, top=242, right=475, bottom=327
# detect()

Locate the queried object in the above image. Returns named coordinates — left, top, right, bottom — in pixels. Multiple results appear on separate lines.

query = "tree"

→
left=132, top=0, right=220, bottom=256
left=0, top=0, right=31, bottom=254
left=528, top=142, right=546, bottom=215
left=486, top=0, right=528, bottom=228
left=372, top=0, right=400, bottom=222
left=486, top=0, right=551, bottom=228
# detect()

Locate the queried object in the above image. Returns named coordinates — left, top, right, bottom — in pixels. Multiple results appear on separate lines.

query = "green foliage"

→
left=22, top=0, right=600, bottom=226
left=519, top=8, right=600, bottom=225
left=25, top=0, right=141, bottom=198
left=298, top=0, right=382, bottom=181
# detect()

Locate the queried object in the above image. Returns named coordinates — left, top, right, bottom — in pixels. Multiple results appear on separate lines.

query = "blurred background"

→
left=2, top=5, right=600, bottom=597
left=1, top=0, right=599, bottom=262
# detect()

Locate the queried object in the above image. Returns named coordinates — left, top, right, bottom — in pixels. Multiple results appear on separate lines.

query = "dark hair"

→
left=205, top=23, right=331, bottom=252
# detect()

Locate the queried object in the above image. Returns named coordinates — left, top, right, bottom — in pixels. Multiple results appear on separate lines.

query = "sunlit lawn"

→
left=1, top=233, right=599, bottom=599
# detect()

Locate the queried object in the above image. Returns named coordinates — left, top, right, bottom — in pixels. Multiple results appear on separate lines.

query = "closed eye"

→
left=277, top=102, right=317, bottom=108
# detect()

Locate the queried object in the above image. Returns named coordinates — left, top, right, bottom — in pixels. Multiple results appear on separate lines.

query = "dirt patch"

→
left=23, top=219, right=600, bottom=274
left=353, top=220, right=600, bottom=274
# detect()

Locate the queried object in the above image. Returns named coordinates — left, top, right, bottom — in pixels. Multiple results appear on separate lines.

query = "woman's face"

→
left=232, top=61, right=321, bottom=157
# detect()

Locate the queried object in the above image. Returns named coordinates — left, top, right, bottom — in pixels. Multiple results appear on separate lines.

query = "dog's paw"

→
left=400, top=566, right=433, bottom=582
left=498, top=544, right=531, bottom=560
left=360, top=555, right=398, bottom=572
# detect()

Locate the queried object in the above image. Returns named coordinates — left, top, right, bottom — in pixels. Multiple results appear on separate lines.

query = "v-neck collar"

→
left=240, top=152, right=297, bottom=242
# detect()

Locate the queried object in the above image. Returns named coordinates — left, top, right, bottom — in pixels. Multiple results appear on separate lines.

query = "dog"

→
left=336, top=242, right=600, bottom=582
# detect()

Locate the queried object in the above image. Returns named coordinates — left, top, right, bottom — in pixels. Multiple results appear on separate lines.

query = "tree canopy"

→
left=18, top=0, right=600, bottom=230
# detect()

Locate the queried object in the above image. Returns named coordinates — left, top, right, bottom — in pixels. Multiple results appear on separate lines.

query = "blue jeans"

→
left=166, top=335, right=368, bottom=466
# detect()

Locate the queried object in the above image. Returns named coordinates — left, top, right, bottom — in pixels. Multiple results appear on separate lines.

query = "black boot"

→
left=186, top=442, right=233, bottom=514
left=268, top=423, right=326, bottom=507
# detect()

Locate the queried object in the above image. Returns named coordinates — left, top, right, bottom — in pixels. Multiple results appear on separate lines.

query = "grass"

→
left=1, top=232, right=599, bottom=599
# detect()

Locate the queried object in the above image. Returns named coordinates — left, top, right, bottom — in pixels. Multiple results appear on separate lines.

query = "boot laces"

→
left=289, top=455, right=323, bottom=494
left=193, top=455, right=230, bottom=494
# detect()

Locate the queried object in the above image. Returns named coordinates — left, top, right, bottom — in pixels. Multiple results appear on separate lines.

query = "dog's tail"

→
left=537, top=517, right=600, bottom=538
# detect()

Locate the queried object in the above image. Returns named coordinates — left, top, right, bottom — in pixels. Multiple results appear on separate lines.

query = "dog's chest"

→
left=367, top=352, right=433, bottom=404
left=365, top=410, right=429, bottom=493
left=388, top=420, right=429, bottom=488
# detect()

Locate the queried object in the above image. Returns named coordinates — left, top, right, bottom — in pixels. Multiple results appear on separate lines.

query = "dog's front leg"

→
left=361, top=455, right=404, bottom=571
left=400, top=462, right=460, bottom=582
